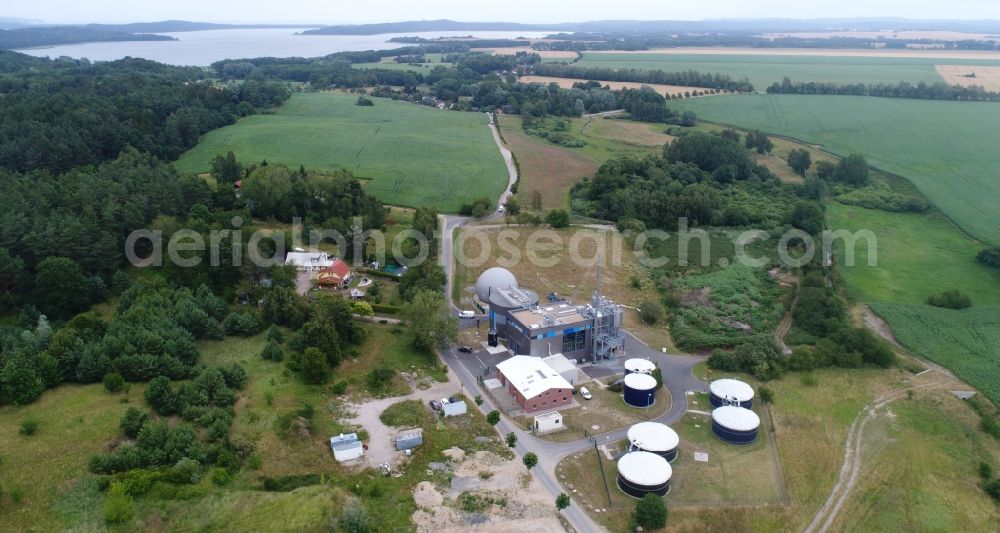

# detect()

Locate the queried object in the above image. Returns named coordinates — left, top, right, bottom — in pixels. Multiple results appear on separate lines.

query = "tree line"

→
left=767, top=77, right=1000, bottom=102
left=532, top=62, right=754, bottom=92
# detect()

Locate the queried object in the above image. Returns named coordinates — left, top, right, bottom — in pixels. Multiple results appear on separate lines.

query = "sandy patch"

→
left=519, top=75, right=712, bottom=97
left=587, top=46, right=1000, bottom=60
left=411, top=449, right=563, bottom=533
left=935, top=64, right=1000, bottom=91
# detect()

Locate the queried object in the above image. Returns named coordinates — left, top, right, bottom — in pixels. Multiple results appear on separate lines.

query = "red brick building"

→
left=495, top=355, right=574, bottom=413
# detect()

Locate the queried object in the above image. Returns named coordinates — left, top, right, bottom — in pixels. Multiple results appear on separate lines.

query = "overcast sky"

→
left=6, top=0, right=999, bottom=25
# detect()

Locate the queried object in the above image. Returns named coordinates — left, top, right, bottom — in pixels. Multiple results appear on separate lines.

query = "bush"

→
left=556, top=492, right=571, bottom=510
left=506, top=432, right=517, bottom=448
left=638, top=299, right=665, bottom=325
left=977, top=247, right=1000, bottom=268
left=19, top=418, right=38, bottom=436
left=474, top=395, right=484, bottom=406
left=607, top=380, right=623, bottom=393
left=633, top=493, right=667, bottom=529
left=338, top=499, right=370, bottom=532
left=261, top=340, right=284, bottom=361
left=144, top=376, right=179, bottom=416
left=379, top=400, right=425, bottom=427
left=331, top=380, right=349, bottom=395
left=364, top=367, right=394, bottom=391
left=119, top=407, right=148, bottom=439
left=103, top=372, right=125, bottom=393
left=169, top=458, right=203, bottom=485
left=985, top=479, right=1000, bottom=501
left=211, top=467, right=232, bottom=486
left=759, top=386, right=775, bottom=404
left=522, top=452, right=538, bottom=469
left=487, top=410, right=501, bottom=425
left=545, top=209, right=570, bottom=228
left=266, top=325, right=284, bottom=344
left=223, top=311, right=262, bottom=337
left=979, top=461, right=994, bottom=480
left=259, top=473, right=321, bottom=491
left=103, top=482, right=134, bottom=525
left=800, top=373, right=819, bottom=387
left=300, top=347, right=330, bottom=384
left=926, top=290, right=972, bottom=310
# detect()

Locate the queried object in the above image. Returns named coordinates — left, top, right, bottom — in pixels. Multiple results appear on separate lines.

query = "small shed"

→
left=395, top=428, right=424, bottom=451
left=329, top=433, right=363, bottom=462
left=533, top=411, right=564, bottom=434
left=443, top=400, right=468, bottom=417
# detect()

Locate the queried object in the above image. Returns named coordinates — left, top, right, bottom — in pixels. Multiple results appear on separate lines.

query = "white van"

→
left=579, top=387, right=592, bottom=400
left=458, top=310, right=475, bottom=319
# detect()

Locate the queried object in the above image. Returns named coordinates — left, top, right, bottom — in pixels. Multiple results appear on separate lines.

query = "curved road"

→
left=437, top=113, right=707, bottom=533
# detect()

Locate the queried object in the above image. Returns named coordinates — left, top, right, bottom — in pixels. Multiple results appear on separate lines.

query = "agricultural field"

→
left=674, top=94, right=1000, bottom=245
left=351, top=53, right=453, bottom=72
left=935, top=64, right=1000, bottom=91
left=497, top=114, right=669, bottom=211
left=175, top=92, right=509, bottom=212
left=575, top=51, right=1000, bottom=89
left=872, top=303, right=1000, bottom=404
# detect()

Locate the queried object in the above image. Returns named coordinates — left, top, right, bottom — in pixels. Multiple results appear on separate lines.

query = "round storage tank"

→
left=711, top=405, right=760, bottom=445
left=623, top=373, right=657, bottom=408
left=709, top=378, right=755, bottom=409
left=627, top=422, right=679, bottom=462
left=617, top=451, right=672, bottom=498
left=475, top=267, right=518, bottom=303
left=624, top=358, right=656, bottom=375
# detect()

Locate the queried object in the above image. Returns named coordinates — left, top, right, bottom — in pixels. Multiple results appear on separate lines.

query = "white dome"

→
left=617, top=451, right=672, bottom=486
left=710, top=379, right=755, bottom=403
left=475, top=267, right=518, bottom=303
left=712, top=406, right=760, bottom=432
left=627, top=422, right=679, bottom=453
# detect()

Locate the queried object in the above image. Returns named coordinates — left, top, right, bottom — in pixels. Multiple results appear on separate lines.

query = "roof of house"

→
left=285, top=252, right=334, bottom=268
left=496, top=355, right=573, bottom=400
left=542, top=354, right=577, bottom=375
left=317, top=259, right=352, bottom=284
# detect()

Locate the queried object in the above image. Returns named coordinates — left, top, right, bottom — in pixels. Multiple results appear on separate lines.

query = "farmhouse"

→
left=495, top=355, right=574, bottom=413
left=284, top=251, right=335, bottom=271
left=316, top=259, right=353, bottom=289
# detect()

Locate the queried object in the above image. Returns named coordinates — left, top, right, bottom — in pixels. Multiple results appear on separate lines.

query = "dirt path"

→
left=774, top=282, right=800, bottom=355
left=803, top=375, right=947, bottom=533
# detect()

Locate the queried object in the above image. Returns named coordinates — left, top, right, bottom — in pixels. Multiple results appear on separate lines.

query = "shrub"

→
left=926, top=290, right=972, bottom=310
left=331, top=380, right=349, bottom=395
left=144, top=376, right=179, bottom=416
left=759, top=386, right=775, bottom=404
left=261, top=340, right=284, bottom=361
left=633, top=493, right=667, bottom=529
left=223, top=311, right=262, bottom=336
left=545, top=209, right=570, bottom=228
left=979, top=461, right=994, bottom=480
left=800, top=373, right=819, bottom=387
left=638, top=299, right=665, bottom=325
left=487, top=410, right=501, bottom=425
left=522, top=452, right=538, bottom=469
left=119, top=407, right=148, bottom=438
left=985, top=479, right=1000, bottom=501
left=266, top=325, right=285, bottom=344
left=556, top=492, right=571, bottom=510
left=364, top=367, right=394, bottom=391
left=211, top=467, right=232, bottom=486
left=300, top=347, right=330, bottom=384
left=103, top=372, right=125, bottom=393
left=977, top=247, right=1000, bottom=268
left=103, top=482, right=134, bottom=525
left=259, top=473, right=321, bottom=491
left=19, top=418, right=38, bottom=436
left=707, top=349, right=740, bottom=372
left=474, top=395, right=483, bottom=406
left=506, top=432, right=517, bottom=448
left=379, top=400, right=425, bottom=427
left=170, top=458, right=204, bottom=484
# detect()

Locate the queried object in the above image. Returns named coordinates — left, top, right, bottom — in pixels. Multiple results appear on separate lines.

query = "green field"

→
left=872, top=303, right=1000, bottom=403
left=674, top=94, right=1000, bottom=245
left=175, top=92, right=508, bottom=212
left=827, top=203, right=1000, bottom=305
left=574, top=52, right=1000, bottom=89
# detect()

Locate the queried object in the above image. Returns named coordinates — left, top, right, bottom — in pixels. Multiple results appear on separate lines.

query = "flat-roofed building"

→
left=505, top=304, right=593, bottom=360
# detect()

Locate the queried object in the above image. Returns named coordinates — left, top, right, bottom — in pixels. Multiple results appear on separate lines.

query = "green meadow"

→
left=674, top=94, right=1000, bottom=245
left=574, top=52, right=1000, bottom=89
left=175, top=92, right=508, bottom=212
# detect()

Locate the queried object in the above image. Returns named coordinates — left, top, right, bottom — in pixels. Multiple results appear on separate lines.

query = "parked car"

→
left=429, top=400, right=442, bottom=410
left=440, top=398, right=450, bottom=406
left=458, top=310, right=475, bottom=319
left=457, top=345, right=473, bottom=353
left=579, top=387, right=592, bottom=400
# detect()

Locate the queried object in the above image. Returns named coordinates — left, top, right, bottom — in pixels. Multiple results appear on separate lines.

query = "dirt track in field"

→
left=935, top=64, right=1000, bottom=91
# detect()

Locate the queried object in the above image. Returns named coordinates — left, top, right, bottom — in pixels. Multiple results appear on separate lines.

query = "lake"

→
left=15, top=29, right=556, bottom=66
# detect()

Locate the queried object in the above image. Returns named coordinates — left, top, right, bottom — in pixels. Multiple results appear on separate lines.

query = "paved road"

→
left=436, top=112, right=708, bottom=533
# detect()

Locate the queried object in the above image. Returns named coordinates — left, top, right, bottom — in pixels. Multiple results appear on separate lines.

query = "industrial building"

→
left=709, top=379, right=755, bottom=409
left=627, top=422, right=680, bottom=462
left=617, top=451, right=672, bottom=498
left=711, top=405, right=761, bottom=445
left=475, top=267, right=625, bottom=363
left=623, top=372, right=658, bottom=408
left=495, top=355, right=574, bottom=413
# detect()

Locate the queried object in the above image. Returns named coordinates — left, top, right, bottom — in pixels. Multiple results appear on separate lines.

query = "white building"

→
left=329, top=433, right=363, bottom=462
left=285, top=252, right=335, bottom=271
left=496, top=355, right=574, bottom=413
left=533, top=411, right=564, bottom=434
left=542, top=354, right=579, bottom=386
left=443, top=400, right=468, bottom=417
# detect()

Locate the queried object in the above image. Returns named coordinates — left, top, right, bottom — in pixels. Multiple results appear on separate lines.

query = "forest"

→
left=0, top=51, right=289, bottom=173
left=766, top=77, right=1000, bottom=101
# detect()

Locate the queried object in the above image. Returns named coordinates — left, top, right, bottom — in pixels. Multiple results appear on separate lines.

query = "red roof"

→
left=316, top=259, right=351, bottom=285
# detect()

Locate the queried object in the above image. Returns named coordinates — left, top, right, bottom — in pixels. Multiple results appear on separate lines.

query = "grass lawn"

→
left=575, top=52, right=1000, bottom=89
left=674, top=94, right=1000, bottom=245
left=515, top=384, right=671, bottom=443
left=175, top=92, right=508, bottom=212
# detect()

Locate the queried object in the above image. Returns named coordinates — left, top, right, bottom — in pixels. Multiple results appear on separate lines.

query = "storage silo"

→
left=624, top=358, right=656, bottom=375
left=616, top=451, right=672, bottom=498
left=709, top=378, right=755, bottom=409
left=623, top=373, right=657, bottom=407
left=711, top=405, right=760, bottom=445
left=627, top=422, right=680, bottom=462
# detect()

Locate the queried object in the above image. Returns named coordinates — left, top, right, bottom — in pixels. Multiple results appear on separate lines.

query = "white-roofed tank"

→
left=475, top=267, right=518, bottom=303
